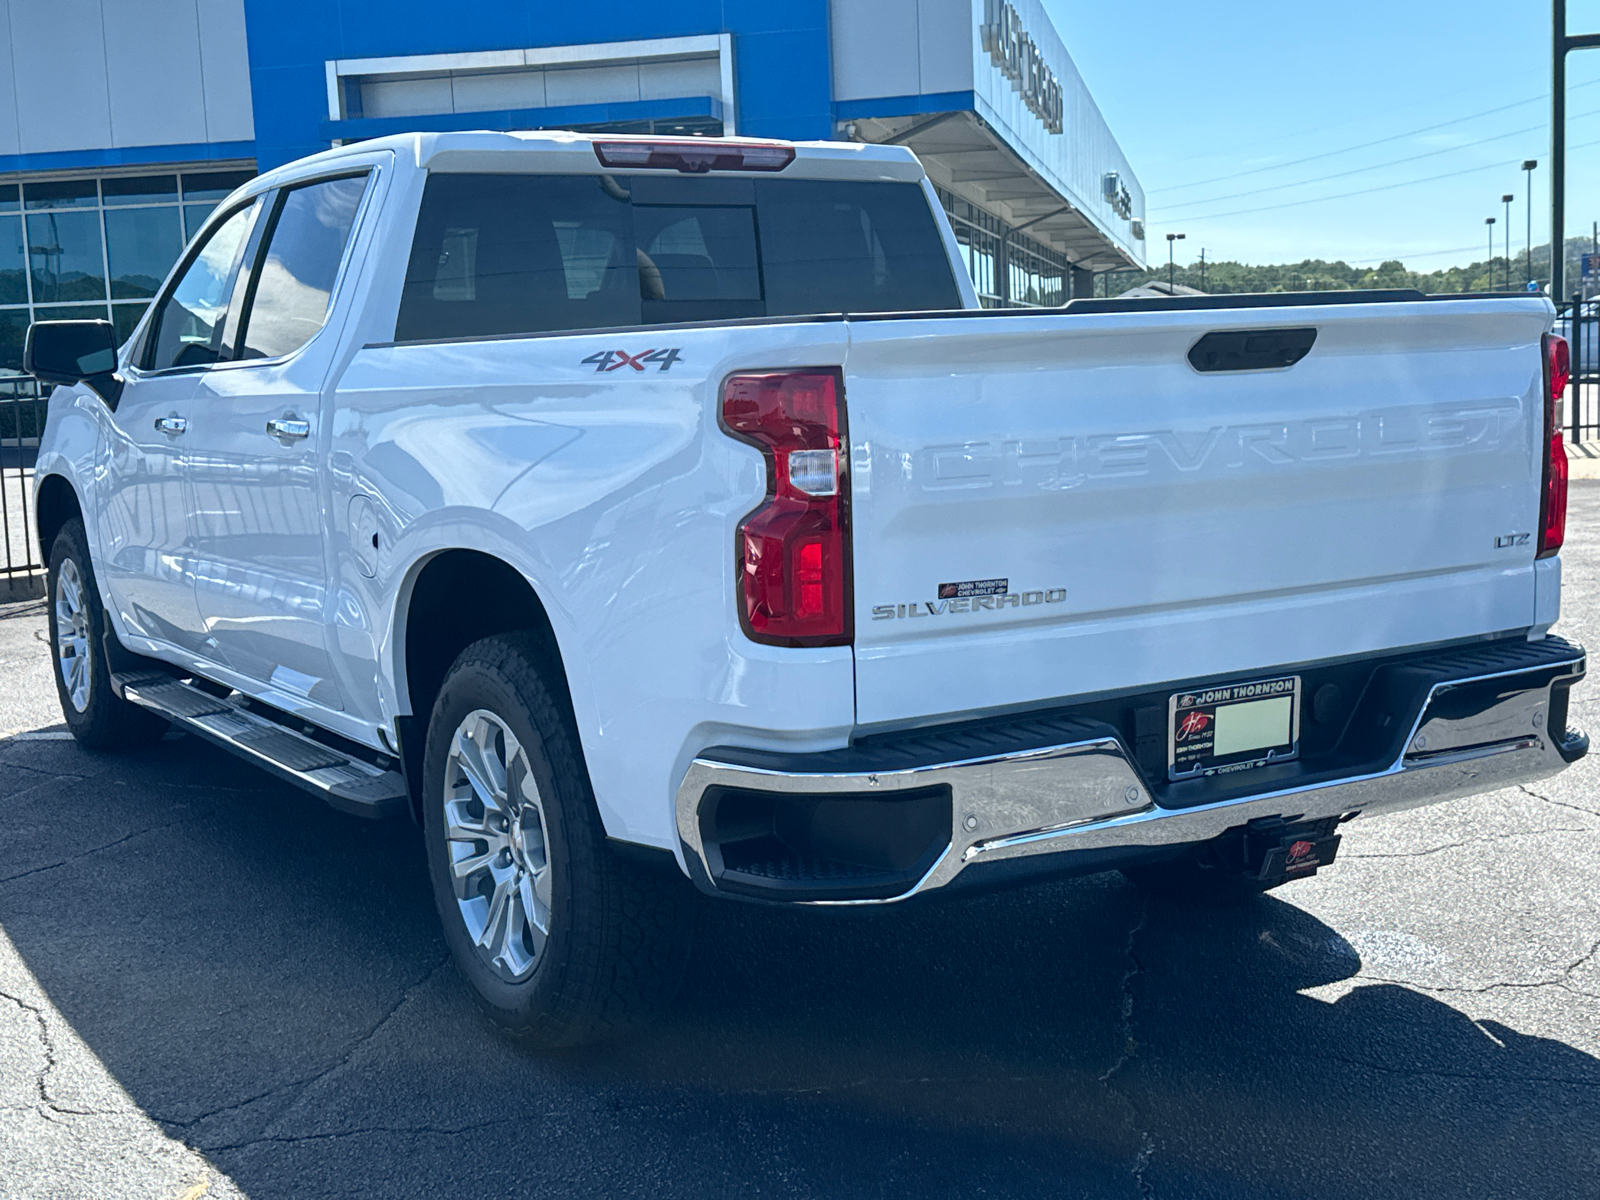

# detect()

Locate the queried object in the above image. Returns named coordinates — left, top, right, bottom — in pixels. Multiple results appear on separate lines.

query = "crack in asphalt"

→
left=1359, top=933, right=1600, bottom=1001
left=748, top=1073, right=1066, bottom=1098
left=1365, top=973, right=1600, bottom=1002
left=1344, top=826, right=1591, bottom=860
left=0, top=777, right=82, bottom=811
left=0, top=986, right=113, bottom=1120
left=1242, top=1040, right=1600, bottom=1089
left=1, top=986, right=58, bottom=1114
left=0, top=815, right=197, bottom=886
left=1099, top=896, right=1154, bottom=1199
left=168, top=955, right=451, bottom=1139
left=198, top=1117, right=526, bottom=1154
left=1518, top=783, right=1600, bottom=819
left=0, top=758, right=83, bottom=780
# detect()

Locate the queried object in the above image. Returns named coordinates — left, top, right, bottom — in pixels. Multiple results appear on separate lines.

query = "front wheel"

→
left=46, top=518, right=169, bottom=750
left=422, top=633, right=694, bottom=1047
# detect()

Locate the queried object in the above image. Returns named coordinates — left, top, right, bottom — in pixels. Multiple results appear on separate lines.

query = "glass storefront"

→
left=0, top=167, right=255, bottom=375
left=934, top=185, right=1070, bottom=309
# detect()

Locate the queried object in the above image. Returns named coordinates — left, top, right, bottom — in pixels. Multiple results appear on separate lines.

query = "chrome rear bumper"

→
left=674, top=637, right=1586, bottom=904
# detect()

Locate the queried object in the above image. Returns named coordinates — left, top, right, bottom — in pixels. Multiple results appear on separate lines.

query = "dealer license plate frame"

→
left=1168, top=675, right=1302, bottom=782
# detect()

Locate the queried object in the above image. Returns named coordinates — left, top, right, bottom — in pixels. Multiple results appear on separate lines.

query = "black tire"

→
left=45, top=517, right=169, bottom=750
left=422, top=633, right=695, bottom=1047
left=1120, top=856, right=1277, bottom=902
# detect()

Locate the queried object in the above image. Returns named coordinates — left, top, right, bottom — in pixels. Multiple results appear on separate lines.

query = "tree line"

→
left=1099, top=235, right=1600, bottom=298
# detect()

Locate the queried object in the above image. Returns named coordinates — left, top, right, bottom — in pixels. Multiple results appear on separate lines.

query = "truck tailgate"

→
left=845, top=298, right=1552, bottom=728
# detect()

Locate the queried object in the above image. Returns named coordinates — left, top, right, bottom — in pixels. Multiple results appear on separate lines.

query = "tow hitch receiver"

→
left=1258, top=832, right=1342, bottom=884
left=1242, top=816, right=1343, bottom=886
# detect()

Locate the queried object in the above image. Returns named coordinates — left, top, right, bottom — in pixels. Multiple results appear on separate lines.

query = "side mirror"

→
left=24, top=320, right=123, bottom=408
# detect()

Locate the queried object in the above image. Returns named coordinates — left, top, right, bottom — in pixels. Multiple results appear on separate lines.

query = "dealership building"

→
left=0, top=0, right=1146, bottom=373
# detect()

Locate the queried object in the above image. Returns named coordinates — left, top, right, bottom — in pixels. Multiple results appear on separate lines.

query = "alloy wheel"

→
left=55, top=558, right=91, bottom=713
left=443, top=709, right=553, bottom=981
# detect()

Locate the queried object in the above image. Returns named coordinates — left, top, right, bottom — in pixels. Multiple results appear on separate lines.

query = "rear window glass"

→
left=394, top=173, right=961, bottom=342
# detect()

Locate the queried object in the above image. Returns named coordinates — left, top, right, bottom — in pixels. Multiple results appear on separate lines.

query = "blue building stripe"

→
left=0, top=140, right=257, bottom=176
left=832, top=92, right=977, bottom=121
left=321, top=96, right=722, bottom=143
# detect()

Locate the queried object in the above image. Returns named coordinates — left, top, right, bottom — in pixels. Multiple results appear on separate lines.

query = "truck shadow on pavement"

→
left=1, top=732, right=1596, bottom=1199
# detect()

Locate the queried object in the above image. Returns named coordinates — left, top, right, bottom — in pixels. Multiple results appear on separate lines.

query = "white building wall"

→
left=8, top=0, right=115, bottom=154
left=968, top=0, right=1144, bottom=244
left=103, top=1, right=210, bottom=147
left=196, top=0, right=256, bottom=143
left=829, top=0, right=1144, bottom=264
left=0, top=0, right=254, bottom=159
left=916, top=0, right=976, bottom=95
left=831, top=0, right=974, bottom=101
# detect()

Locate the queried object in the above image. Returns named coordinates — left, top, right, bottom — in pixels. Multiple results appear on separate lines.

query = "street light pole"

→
left=1524, top=160, right=1538, bottom=286
left=1552, top=0, right=1600, bottom=298
left=1166, top=232, right=1185, bottom=291
left=1487, top=217, right=1497, bottom=290
left=1504, top=194, right=1514, bottom=289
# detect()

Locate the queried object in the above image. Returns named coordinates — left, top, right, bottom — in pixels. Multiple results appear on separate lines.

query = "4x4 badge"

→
left=581, top=348, right=683, bottom=372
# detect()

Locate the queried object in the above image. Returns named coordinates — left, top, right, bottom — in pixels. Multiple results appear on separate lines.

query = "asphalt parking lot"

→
left=3, top=493, right=1599, bottom=1200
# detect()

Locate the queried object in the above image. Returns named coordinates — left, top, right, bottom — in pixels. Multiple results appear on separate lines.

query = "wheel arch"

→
left=394, top=548, right=581, bottom=822
left=34, top=473, right=83, bottom=566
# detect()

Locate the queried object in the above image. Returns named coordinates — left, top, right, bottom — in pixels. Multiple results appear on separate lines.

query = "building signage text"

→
left=1102, top=171, right=1133, bottom=219
left=981, top=1, right=1064, bottom=135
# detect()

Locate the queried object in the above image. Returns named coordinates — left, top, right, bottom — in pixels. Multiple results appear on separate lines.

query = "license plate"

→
left=1169, top=675, right=1301, bottom=781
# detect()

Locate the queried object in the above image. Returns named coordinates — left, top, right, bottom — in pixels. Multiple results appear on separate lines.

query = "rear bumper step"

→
left=113, top=673, right=408, bottom=818
left=675, top=636, right=1587, bottom=903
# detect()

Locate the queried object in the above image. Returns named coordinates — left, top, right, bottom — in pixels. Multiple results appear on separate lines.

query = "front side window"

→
left=395, top=173, right=962, bottom=343
left=237, top=174, right=369, bottom=361
left=145, top=201, right=257, bottom=371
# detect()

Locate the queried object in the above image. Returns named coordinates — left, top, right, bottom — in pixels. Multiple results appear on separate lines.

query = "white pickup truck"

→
left=26, top=131, right=1587, bottom=1045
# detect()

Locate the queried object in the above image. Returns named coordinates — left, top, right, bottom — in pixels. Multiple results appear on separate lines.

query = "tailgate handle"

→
left=1188, top=327, right=1317, bottom=372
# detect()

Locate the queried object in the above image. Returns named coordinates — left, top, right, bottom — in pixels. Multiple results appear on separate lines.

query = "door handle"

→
left=153, top=415, right=187, bottom=436
left=265, top=416, right=311, bottom=440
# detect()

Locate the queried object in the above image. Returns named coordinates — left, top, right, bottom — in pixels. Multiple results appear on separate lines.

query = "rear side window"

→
left=397, top=175, right=637, bottom=342
left=755, top=180, right=964, bottom=316
left=238, top=174, right=369, bottom=360
left=395, top=174, right=961, bottom=343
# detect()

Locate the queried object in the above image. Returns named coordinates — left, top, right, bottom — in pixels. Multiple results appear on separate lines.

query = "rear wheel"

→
left=422, top=633, right=694, bottom=1047
left=46, top=518, right=169, bottom=750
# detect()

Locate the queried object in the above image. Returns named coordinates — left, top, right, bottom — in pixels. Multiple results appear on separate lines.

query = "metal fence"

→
left=1, top=376, right=45, bottom=597
left=1558, top=297, right=1600, bottom=443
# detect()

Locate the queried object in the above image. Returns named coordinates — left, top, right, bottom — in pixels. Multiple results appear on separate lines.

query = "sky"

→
left=1043, top=0, right=1600, bottom=273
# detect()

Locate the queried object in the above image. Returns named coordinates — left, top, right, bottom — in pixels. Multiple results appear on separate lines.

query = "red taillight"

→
left=592, top=140, right=795, bottom=174
left=1540, top=333, right=1570, bottom=558
left=721, top=370, right=850, bottom=646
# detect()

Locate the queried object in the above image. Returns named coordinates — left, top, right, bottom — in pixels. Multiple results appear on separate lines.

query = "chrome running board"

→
left=112, top=672, right=408, bottom=819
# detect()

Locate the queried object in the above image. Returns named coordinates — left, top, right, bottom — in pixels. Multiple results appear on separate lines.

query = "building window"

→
left=0, top=168, right=255, bottom=378
left=934, top=185, right=1069, bottom=309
